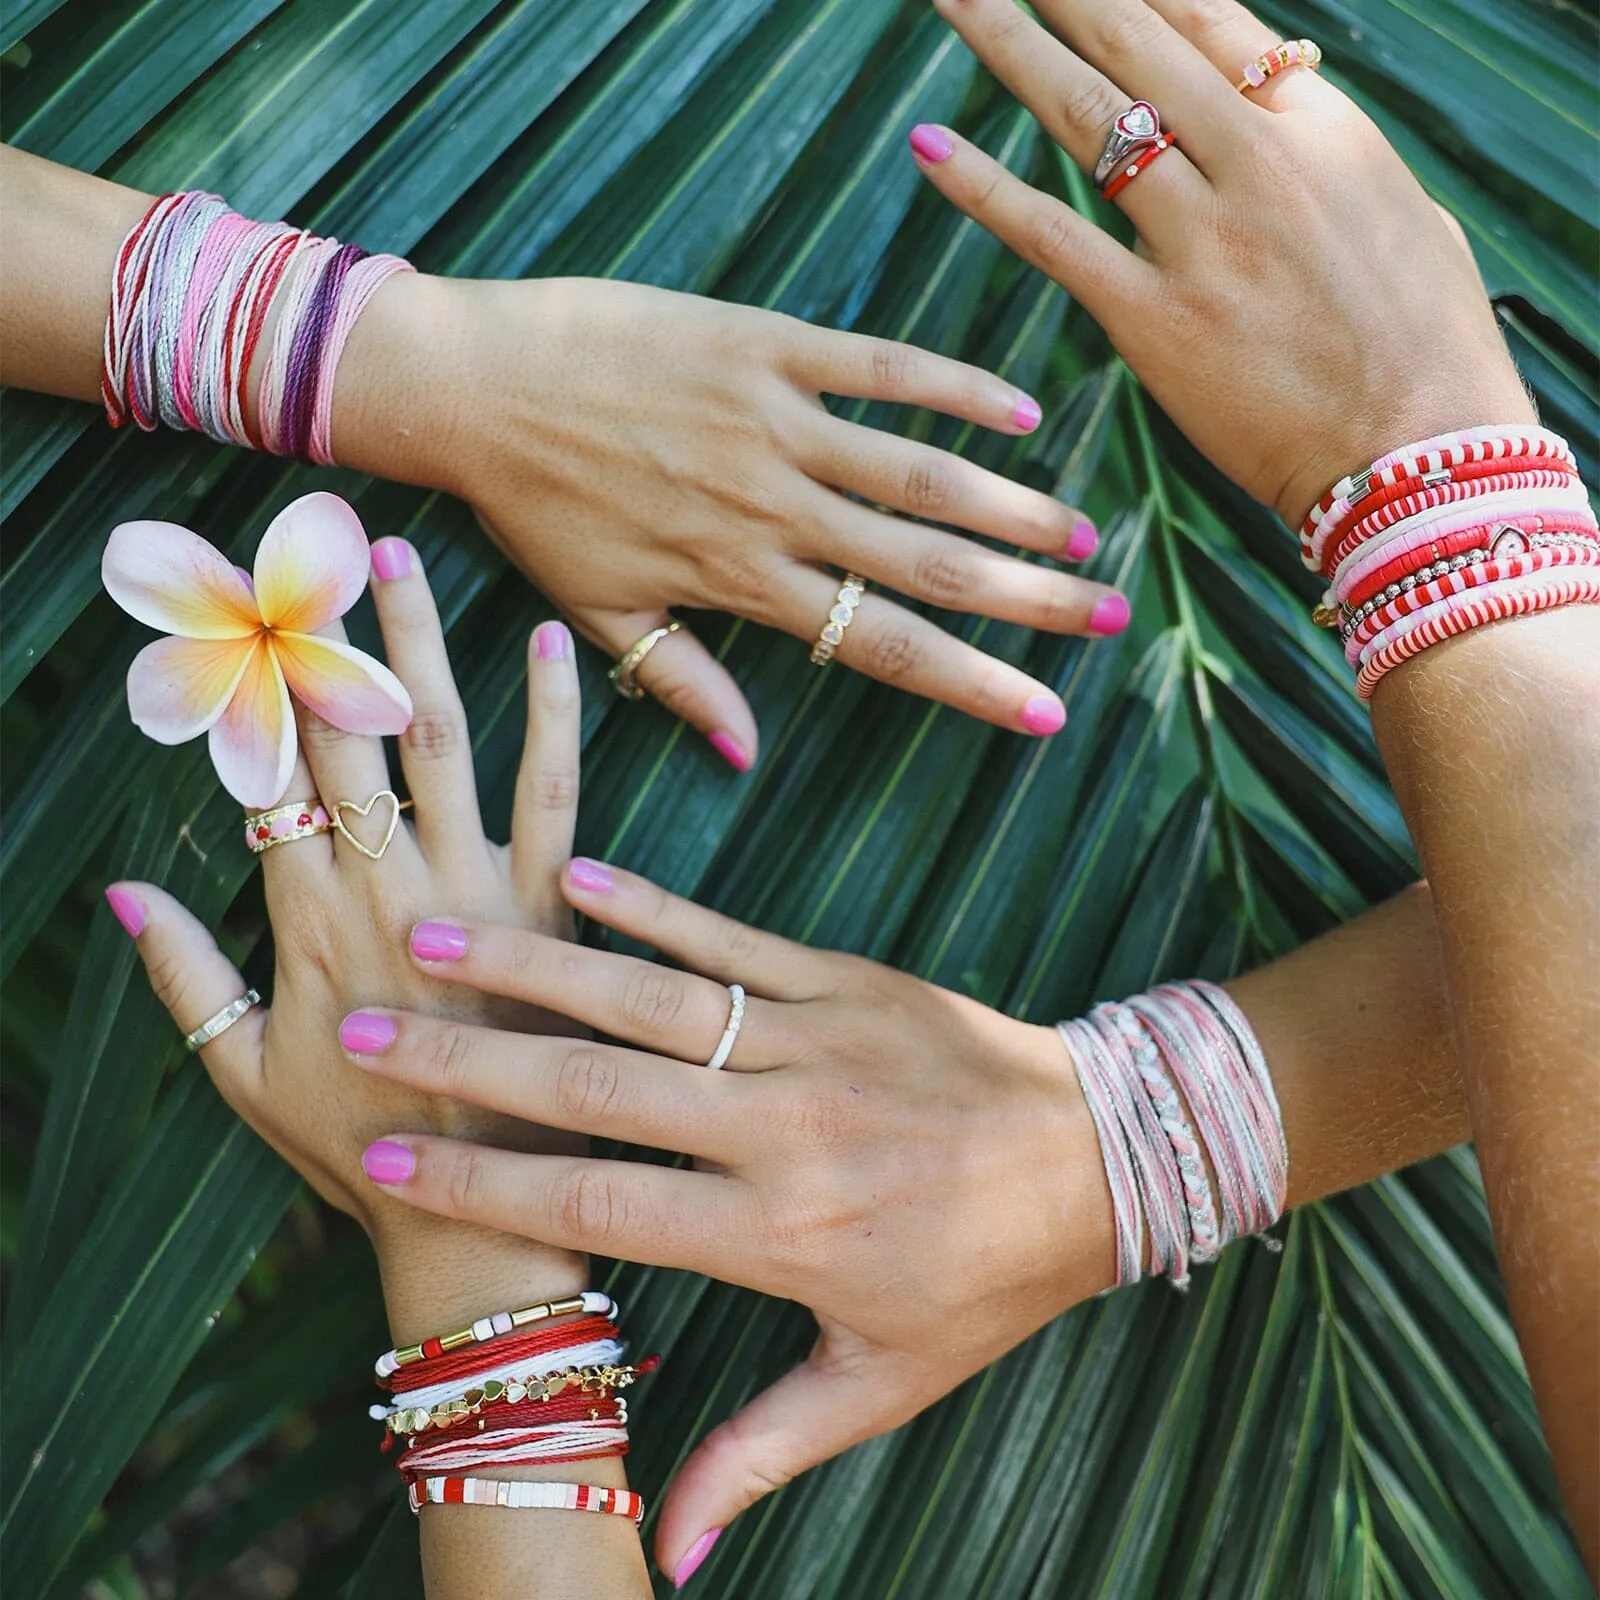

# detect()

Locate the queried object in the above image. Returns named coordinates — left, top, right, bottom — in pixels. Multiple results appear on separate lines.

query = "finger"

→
left=809, top=416, right=1098, bottom=560
left=811, top=493, right=1124, bottom=634
left=559, top=858, right=836, bottom=1002
left=511, top=621, right=582, bottom=927
left=573, top=605, right=759, bottom=775
left=253, top=745, right=336, bottom=894
left=360, top=1138, right=757, bottom=1279
left=366, top=536, right=485, bottom=872
left=654, top=1344, right=926, bottom=1586
left=932, top=0, right=1236, bottom=180
left=106, top=880, right=266, bottom=1112
left=342, top=1010, right=751, bottom=1160
left=911, top=129, right=1161, bottom=321
left=1141, top=0, right=1325, bottom=109
left=787, top=323, right=1045, bottom=435
left=783, top=568, right=1121, bottom=735
left=404, top=918, right=788, bottom=1070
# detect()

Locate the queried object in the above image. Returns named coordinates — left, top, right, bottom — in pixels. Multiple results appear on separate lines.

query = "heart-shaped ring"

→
left=333, top=789, right=402, bottom=860
left=1094, top=100, right=1164, bottom=189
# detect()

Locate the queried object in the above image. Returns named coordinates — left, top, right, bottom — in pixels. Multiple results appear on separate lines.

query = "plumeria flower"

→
left=102, top=492, right=412, bottom=808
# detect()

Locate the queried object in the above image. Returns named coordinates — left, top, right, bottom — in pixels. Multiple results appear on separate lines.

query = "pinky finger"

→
left=106, top=881, right=267, bottom=1113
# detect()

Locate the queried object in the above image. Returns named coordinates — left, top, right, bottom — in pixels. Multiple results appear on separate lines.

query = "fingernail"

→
left=370, top=537, right=414, bottom=581
left=411, top=921, right=468, bottom=962
left=1012, top=394, right=1042, bottom=433
left=362, top=1140, right=415, bottom=1185
left=1020, top=695, right=1067, bottom=737
left=340, top=1011, right=398, bottom=1054
left=674, top=1528, right=722, bottom=1589
left=1089, top=593, right=1132, bottom=636
left=535, top=619, right=572, bottom=661
left=105, top=886, right=146, bottom=938
left=708, top=730, right=752, bottom=772
left=909, top=124, right=953, bottom=165
left=568, top=857, right=614, bottom=895
left=1066, top=519, right=1098, bottom=561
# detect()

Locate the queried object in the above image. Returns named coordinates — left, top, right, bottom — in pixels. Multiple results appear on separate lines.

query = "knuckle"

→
left=718, top=916, right=765, bottom=967
left=619, top=966, right=687, bottom=1034
left=1061, top=79, right=1126, bottom=141
left=553, top=1045, right=625, bottom=1123
left=860, top=625, right=921, bottom=685
left=911, top=547, right=971, bottom=605
left=1092, top=5, right=1167, bottom=60
left=868, top=339, right=917, bottom=396
left=1026, top=205, right=1081, bottom=272
left=560, top=1167, right=627, bottom=1246
left=445, top=1146, right=489, bottom=1215
left=532, top=766, right=579, bottom=812
left=423, top=1025, right=476, bottom=1096
left=903, top=458, right=954, bottom=517
left=144, top=946, right=197, bottom=1019
left=402, top=710, right=466, bottom=763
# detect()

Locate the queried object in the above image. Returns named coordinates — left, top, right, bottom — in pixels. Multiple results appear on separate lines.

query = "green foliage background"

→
left=1, top=0, right=1595, bottom=1595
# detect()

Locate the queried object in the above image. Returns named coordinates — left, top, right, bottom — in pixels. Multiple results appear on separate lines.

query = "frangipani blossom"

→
left=102, top=492, right=412, bottom=807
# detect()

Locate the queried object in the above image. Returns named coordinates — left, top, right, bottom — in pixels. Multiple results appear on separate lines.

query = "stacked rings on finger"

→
left=811, top=573, right=865, bottom=666
left=245, top=798, right=332, bottom=853
left=1102, top=135, right=1178, bottom=203
left=610, top=620, right=681, bottom=700
left=705, top=984, right=746, bottom=1071
left=1093, top=101, right=1176, bottom=200
left=1237, top=39, right=1322, bottom=94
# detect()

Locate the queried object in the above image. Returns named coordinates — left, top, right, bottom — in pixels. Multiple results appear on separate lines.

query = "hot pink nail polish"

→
left=1020, top=695, right=1067, bottom=736
left=370, top=537, right=414, bottom=581
left=1066, top=519, right=1098, bottom=561
left=340, top=1011, right=398, bottom=1054
left=1012, top=394, right=1042, bottom=433
left=568, top=857, right=614, bottom=895
left=105, top=886, right=146, bottom=938
left=412, top=921, right=468, bottom=962
left=1089, top=593, right=1132, bottom=636
left=363, top=1140, right=415, bottom=1185
left=708, top=730, right=752, bottom=772
left=674, top=1528, right=722, bottom=1589
left=535, top=620, right=571, bottom=661
left=909, top=124, right=953, bottom=165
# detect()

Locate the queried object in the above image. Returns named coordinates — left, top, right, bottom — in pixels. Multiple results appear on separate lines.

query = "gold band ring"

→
left=244, top=799, right=333, bottom=853
left=810, top=574, right=866, bottom=666
left=185, top=989, right=261, bottom=1052
left=610, top=620, right=682, bottom=700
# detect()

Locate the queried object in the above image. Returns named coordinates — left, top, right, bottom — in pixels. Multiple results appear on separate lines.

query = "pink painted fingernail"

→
left=1089, top=593, right=1132, bottom=636
left=105, top=886, right=146, bottom=938
left=370, top=537, right=414, bottom=581
left=708, top=730, right=752, bottom=772
left=340, top=1011, right=397, bottom=1054
left=535, top=619, right=571, bottom=661
left=674, top=1528, right=722, bottom=1589
left=412, top=921, right=468, bottom=962
left=1066, top=519, right=1098, bottom=561
left=363, top=1140, right=415, bottom=1185
left=1020, top=695, right=1067, bottom=736
left=1012, top=394, right=1042, bottom=433
left=568, top=857, right=614, bottom=895
left=909, top=124, right=953, bottom=165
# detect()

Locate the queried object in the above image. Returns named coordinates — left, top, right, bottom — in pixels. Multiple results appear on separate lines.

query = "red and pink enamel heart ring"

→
left=1092, top=100, right=1176, bottom=200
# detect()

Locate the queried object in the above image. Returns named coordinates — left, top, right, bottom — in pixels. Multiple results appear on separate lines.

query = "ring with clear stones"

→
left=810, top=573, right=866, bottom=666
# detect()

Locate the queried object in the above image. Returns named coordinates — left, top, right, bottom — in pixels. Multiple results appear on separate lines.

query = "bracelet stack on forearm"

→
left=1058, top=980, right=1288, bottom=1289
left=1303, top=425, right=1599, bottom=697
left=368, top=1291, right=656, bottom=1525
left=101, top=190, right=410, bottom=462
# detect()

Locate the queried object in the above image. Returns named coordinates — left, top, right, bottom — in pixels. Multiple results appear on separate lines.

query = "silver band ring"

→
left=1093, top=100, right=1163, bottom=190
left=704, top=983, right=746, bottom=1071
left=185, top=988, right=261, bottom=1053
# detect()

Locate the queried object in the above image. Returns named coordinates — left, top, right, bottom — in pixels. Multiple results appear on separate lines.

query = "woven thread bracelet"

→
left=1058, top=979, right=1287, bottom=1290
left=102, top=190, right=412, bottom=464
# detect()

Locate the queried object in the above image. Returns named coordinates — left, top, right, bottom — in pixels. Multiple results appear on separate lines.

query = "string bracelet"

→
left=372, top=1335, right=626, bottom=1422
left=408, top=1478, right=645, bottom=1523
left=101, top=190, right=411, bottom=464
left=375, top=1291, right=617, bottom=1377
left=1058, top=979, right=1287, bottom=1290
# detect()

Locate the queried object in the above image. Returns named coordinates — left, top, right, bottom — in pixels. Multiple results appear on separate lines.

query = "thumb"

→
left=571, top=604, right=760, bottom=774
left=654, top=1337, right=924, bottom=1588
left=107, top=880, right=266, bottom=1113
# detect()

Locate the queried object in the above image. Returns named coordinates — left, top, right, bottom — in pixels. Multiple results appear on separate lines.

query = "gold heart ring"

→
left=332, top=790, right=405, bottom=860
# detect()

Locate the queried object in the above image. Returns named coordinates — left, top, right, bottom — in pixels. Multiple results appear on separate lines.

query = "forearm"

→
left=1370, top=607, right=1600, bottom=1570
left=376, top=1224, right=650, bottom=1600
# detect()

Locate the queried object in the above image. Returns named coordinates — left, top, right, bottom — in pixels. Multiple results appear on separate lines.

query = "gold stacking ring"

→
left=610, top=620, right=682, bottom=700
left=810, top=573, right=866, bottom=666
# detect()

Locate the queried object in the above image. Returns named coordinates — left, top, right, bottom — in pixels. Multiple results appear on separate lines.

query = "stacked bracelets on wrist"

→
left=102, top=190, right=412, bottom=463
left=1058, top=980, right=1287, bottom=1290
left=1300, top=425, right=1599, bottom=699
left=369, top=1291, right=657, bottom=1524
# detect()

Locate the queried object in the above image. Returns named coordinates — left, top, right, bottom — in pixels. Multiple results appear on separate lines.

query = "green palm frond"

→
left=2, top=0, right=1594, bottom=1595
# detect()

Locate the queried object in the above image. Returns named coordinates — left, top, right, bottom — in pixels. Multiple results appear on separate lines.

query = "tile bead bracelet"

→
left=375, top=1290, right=617, bottom=1377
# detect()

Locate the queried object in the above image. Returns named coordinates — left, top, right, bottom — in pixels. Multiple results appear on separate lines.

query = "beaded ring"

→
left=1237, top=39, right=1322, bottom=94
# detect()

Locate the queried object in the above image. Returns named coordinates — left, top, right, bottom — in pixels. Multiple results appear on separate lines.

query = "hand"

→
left=328, top=859, right=1116, bottom=1578
left=913, top=0, right=1534, bottom=527
left=109, top=540, right=590, bottom=1319
left=337, top=275, right=1129, bottom=764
